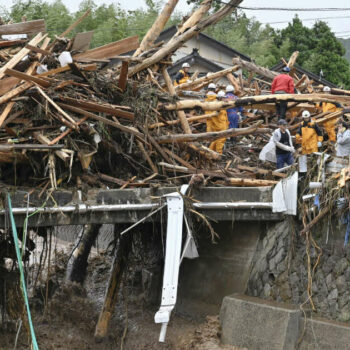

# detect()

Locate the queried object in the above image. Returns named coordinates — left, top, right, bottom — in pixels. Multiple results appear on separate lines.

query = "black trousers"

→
left=276, top=101, right=287, bottom=119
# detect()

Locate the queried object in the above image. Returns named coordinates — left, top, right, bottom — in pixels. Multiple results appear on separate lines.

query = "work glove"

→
left=317, top=142, right=322, bottom=148
left=289, top=146, right=296, bottom=153
left=187, top=79, right=192, bottom=83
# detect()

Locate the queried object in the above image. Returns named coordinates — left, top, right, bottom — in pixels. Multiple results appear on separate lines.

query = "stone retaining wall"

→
left=247, top=218, right=350, bottom=322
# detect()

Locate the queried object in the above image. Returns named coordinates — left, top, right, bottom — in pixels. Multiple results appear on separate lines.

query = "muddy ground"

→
left=0, top=243, right=243, bottom=350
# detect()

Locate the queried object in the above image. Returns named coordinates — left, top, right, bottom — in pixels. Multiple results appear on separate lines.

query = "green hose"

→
left=7, top=193, right=39, bottom=350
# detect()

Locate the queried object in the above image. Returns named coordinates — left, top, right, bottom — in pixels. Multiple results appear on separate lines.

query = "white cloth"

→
left=272, top=171, right=298, bottom=215
left=259, top=136, right=277, bottom=163
left=299, top=155, right=308, bottom=172
left=336, top=129, right=350, bottom=157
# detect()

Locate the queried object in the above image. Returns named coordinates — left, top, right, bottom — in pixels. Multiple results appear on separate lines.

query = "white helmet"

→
left=226, top=84, right=234, bottom=92
left=217, top=90, right=226, bottom=98
left=208, top=83, right=216, bottom=90
left=323, top=86, right=331, bottom=92
left=182, top=62, right=190, bottom=68
left=302, top=110, right=311, bottom=119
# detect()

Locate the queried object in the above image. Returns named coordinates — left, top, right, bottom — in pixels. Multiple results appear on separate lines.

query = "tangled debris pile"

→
left=0, top=0, right=349, bottom=192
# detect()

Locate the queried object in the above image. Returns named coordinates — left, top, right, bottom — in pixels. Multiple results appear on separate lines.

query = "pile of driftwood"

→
left=0, top=0, right=349, bottom=192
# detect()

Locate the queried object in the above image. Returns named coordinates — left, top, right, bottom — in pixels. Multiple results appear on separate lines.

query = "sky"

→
left=1, top=0, right=350, bottom=38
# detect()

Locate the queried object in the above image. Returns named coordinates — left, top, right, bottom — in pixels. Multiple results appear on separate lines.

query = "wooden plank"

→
left=237, top=165, right=287, bottom=179
left=59, top=10, right=91, bottom=38
left=59, top=96, right=134, bottom=121
left=0, top=82, right=32, bottom=105
left=36, top=86, right=78, bottom=128
left=0, top=20, right=45, bottom=35
left=25, top=44, right=51, bottom=56
left=0, top=40, right=26, bottom=48
left=38, top=65, right=71, bottom=77
left=118, top=61, right=129, bottom=92
left=58, top=103, right=143, bottom=138
left=5, top=68, right=51, bottom=88
left=0, top=32, right=45, bottom=80
left=0, top=101, right=15, bottom=128
left=72, top=31, right=94, bottom=51
left=74, top=36, right=139, bottom=60
left=33, top=132, right=70, bottom=162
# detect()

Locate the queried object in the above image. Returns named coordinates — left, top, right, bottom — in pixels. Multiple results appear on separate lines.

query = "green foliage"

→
left=205, top=13, right=290, bottom=68
left=275, top=17, right=350, bottom=88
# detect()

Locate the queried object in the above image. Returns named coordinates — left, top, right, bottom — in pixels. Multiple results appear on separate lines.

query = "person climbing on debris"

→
left=225, top=85, right=243, bottom=129
left=208, top=90, right=229, bottom=154
left=271, top=66, right=295, bottom=119
left=205, top=83, right=217, bottom=132
left=296, top=110, right=323, bottom=172
left=317, top=86, right=342, bottom=143
left=336, top=120, right=350, bottom=157
left=173, top=62, right=191, bottom=86
left=273, top=119, right=295, bottom=169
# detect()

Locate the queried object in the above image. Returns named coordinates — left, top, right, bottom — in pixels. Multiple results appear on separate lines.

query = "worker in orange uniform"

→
left=271, top=66, right=295, bottom=119
left=174, top=62, right=191, bottom=86
left=208, top=90, right=229, bottom=154
left=205, top=83, right=217, bottom=132
left=296, top=110, right=323, bottom=172
left=317, top=86, right=342, bottom=143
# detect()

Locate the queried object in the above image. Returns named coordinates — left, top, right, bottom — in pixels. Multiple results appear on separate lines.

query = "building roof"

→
left=168, top=48, right=224, bottom=77
left=158, top=26, right=252, bottom=62
left=270, top=61, right=338, bottom=88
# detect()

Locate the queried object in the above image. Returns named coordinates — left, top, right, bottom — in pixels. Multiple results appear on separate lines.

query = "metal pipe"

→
left=193, top=202, right=273, bottom=209
left=0, top=201, right=273, bottom=216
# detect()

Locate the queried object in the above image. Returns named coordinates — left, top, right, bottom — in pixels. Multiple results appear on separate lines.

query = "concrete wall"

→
left=220, top=294, right=350, bottom=350
left=177, top=221, right=264, bottom=318
left=247, top=218, right=350, bottom=323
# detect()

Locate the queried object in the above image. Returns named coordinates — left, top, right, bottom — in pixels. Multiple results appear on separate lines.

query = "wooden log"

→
left=175, top=0, right=212, bottom=36
left=148, top=112, right=217, bottom=129
left=163, top=147, right=195, bottom=170
left=128, top=0, right=244, bottom=77
left=133, top=0, right=179, bottom=56
left=0, top=32, right=46, bottom=80
left=237, top=165, right=287, bottom=179
left=232, top=57, right=277, bottom=80
left=58, top=103, right=143, bottom=139
left=225, top=178, right=278, bottom=187
left=98, top=173, right=126, bottom=186
left=59, top=96, right=134, bottom=121
left=163, top=93, right=350, bottom=111
left=187, top=143, right=221, bottom=160
left=155, top=122, right=267, bottom=144
left=226, top=72, right=241, bottom=93
left=175, top=65, right=240, bottom=91
left=287, top=51, right=299, bottom=69
left=118, top=61, right=129, bottom=92
left=94, top=232, right=132, bottom=341
left=74, top=36, right=139, bottom=61
left=66, top=224, right=101, bottom=284
left=162, top=66, right=191, bottom=134
left=0, top=19, right=45, bottom=35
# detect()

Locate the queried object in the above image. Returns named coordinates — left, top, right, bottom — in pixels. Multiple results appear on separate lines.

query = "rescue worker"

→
left=336, top=121, right=350, bottom=157
left=271, top=66, right=295, bottom=119
left=296, top=110, right=323, bottom=172
left=225, top=85, right=243, bottom=129
left=208, top=90, right=229, bottom=154
left=174, top=62, right=191, bottom=86
left=317, top=86, right=342, bottom=142
left=205, top=83, right=217, bottom=132
left=273, top=119, right=295, bottom=169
